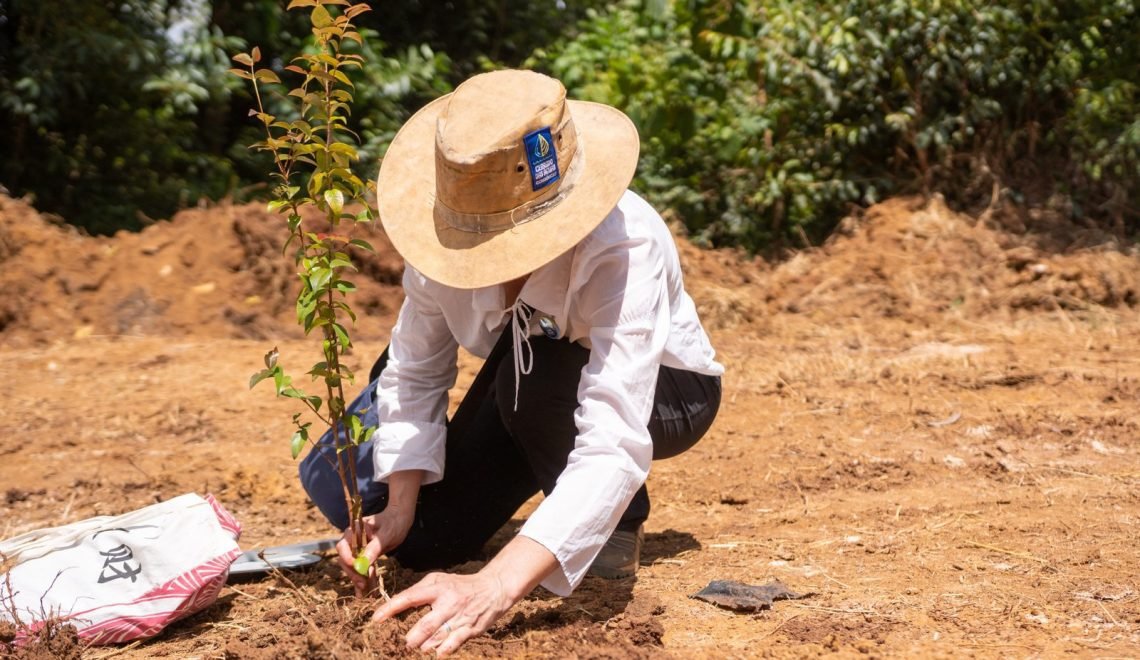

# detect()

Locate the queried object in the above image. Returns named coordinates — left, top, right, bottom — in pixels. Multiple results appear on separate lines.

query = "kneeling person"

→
left=300, top=69, right=723, bottom=655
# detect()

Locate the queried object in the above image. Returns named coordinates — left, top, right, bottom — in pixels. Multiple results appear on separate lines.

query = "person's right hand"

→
left=336, top=503, right=416, bottom=597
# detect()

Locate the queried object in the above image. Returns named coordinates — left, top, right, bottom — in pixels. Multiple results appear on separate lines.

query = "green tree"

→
left=360, top=0, right=611, bottom=77
left=535, top=0, right=1140, bottom=251
left=0, top=0, right=240, bottom=233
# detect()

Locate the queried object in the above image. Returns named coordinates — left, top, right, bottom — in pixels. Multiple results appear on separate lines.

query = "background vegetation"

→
left=0, top=0, right=1136, bottom=248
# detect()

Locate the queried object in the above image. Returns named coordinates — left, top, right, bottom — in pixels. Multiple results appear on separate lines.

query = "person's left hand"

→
left=372, top=568, right=515, bottom=656
left=335, top=504, right=416, bottom=597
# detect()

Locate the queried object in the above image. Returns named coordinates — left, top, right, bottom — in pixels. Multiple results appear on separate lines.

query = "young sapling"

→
left=232, top=0, right=384, bottom=594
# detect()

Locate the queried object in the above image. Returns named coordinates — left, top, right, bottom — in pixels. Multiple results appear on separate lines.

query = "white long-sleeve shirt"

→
left=371, top=189, right=724, bottom=595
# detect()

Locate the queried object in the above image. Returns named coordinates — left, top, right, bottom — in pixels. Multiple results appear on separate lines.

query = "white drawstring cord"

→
left=510, top=301, right=534, bottom=411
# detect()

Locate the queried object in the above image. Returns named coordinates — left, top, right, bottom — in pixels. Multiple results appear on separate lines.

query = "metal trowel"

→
left=227, top=538, right=339, bottom=579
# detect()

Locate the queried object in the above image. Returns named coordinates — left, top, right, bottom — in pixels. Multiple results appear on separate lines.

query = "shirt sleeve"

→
left=518, top=229, right=670, bottom=596
left=370, top=267, right=459, bottom=485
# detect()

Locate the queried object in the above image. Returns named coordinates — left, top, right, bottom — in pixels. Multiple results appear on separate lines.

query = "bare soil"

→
left=1, top=194, right=1138, bottom=658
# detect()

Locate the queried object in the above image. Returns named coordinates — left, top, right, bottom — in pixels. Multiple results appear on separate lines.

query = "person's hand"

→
left=370, top=535, right=559, bottom=655
left=336, top=504, right=415, bottom=596
left=338, top=470, right=424, bottom=596
left=372, top=568, right=515, bottom=656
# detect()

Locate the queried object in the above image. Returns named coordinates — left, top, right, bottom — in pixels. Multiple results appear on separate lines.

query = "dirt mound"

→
left=0, top=620, right=84, bottom=660
left=684, top=196, right=1139, bottom=329
left=1, top=194, right=1136, bottom=346
left=0, top=195, right=404, bottom=348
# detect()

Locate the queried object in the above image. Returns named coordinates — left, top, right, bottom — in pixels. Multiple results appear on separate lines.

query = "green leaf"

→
left=255, top=69, right=281, bottom=84
left=296, top=303, right=319, bottom=328
left=348, top=414, right=362, bottom=443
left=345, top=3, right=371, bottom=19
left=333, top=300, right=357, bottom=323
left=353, top=552, right=370, bottom=576
left=309, top=172, right=326, bottom=198
left=280, top=386, right=307, bottom=399
left=311, top=4, right=333, bottom=28
left=273, top=370, right=292, bottom=395
left=249, top=368, right=274, bottom=390
left=349, top=238, right=374, bottom=251
left=332, top=323, right=352, bottom=349
left=309, top=267, right=332, bottom=293
left=325, top=189, right=345, bottom=216
left=297, top=292, right=318, bottom=312
left=290, top=429, right=307, bottom=459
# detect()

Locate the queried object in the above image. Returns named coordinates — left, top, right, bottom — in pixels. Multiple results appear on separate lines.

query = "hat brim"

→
left=377, top=96, right=640, bottom=289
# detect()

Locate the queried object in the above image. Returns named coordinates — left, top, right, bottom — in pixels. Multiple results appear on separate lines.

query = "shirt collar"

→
left=517, top=245, right=573, bottom=322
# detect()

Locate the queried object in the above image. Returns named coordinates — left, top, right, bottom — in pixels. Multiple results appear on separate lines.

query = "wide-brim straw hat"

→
left=377, top=69, right=640, bottom=289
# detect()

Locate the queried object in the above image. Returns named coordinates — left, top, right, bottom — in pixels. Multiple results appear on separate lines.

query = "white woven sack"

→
left=0, top=493, right=241, bottom=645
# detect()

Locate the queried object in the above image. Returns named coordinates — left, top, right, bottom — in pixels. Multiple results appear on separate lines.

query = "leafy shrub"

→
left=534, top=0, right=1140, bottom=251
left=0, top=0, right=448, bottom=234
left=3, top=0, right=1136, bottom=244
left=0, top=0, right=241, bottom=234
left=361, top=0, right=612, bottom=77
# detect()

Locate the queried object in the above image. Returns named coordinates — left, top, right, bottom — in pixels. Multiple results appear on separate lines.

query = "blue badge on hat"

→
left=522, top=127, right=560, bottom=192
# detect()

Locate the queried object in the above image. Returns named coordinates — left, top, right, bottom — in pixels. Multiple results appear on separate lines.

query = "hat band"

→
left=434, top=145, right=585, bottom=234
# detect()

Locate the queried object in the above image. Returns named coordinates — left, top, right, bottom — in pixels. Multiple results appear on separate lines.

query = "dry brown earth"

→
left=1, top=194, right=1137, bottom=657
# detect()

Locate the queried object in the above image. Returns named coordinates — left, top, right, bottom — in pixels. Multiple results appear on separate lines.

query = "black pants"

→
left=299, top=335, right=721, bottom=571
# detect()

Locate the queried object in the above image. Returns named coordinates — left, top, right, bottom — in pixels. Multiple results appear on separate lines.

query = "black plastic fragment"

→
left=690, top=579, right=810, bottom=612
